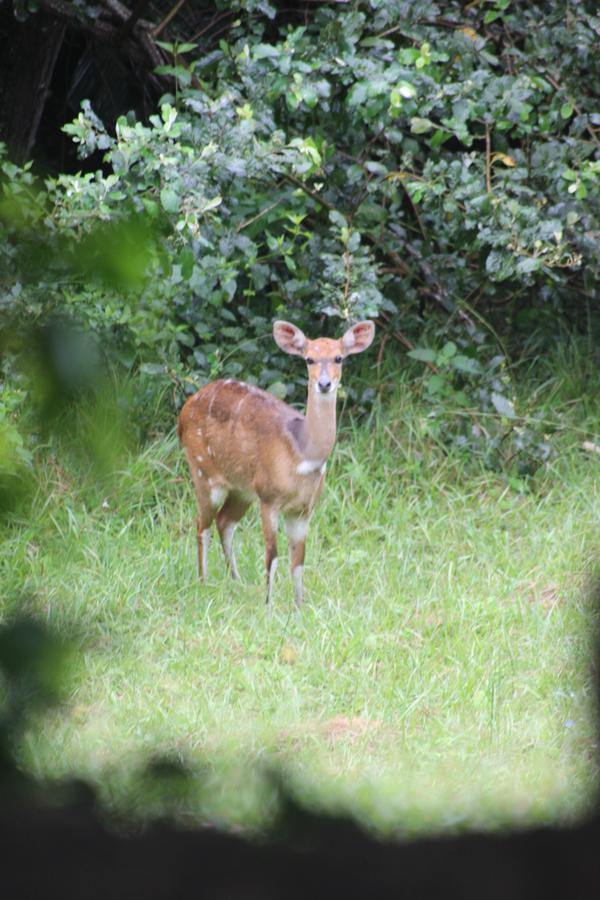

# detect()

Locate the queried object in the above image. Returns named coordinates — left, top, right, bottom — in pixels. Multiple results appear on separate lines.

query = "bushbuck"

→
left=178, top=319, right=375, bottom=606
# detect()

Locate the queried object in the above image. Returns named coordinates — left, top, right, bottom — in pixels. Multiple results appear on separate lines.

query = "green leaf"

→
left=515, top=256, right=541, bottom=275
left=483, top=10, right=503, bottom=23
left=430, top=129, right=451, bottom=148
left=486, top=250, right=515, bottom=281
left=329, top=210, right=347, bottom=228
left=560, top=103, right=573, bottom=120
left=200, top=195, right=222, bottom=213
left=396, top=80, right=416, bottom=99
left=177, top=42, right=198, bottom=54
left=408, top=348, right=436, bottom=363
left=451, top=355, right=482, bottom=375
left=253, top=43, right=280, bottom=60
left=160, top=188, right=180, bottom=213
left=348, top=82, right=368, bottom=106
left=410, top=117, right=435, bottom=134
left=390, top=90, right=403, bottom=109
left=440, top=341, right=457, bottom=359
left=426, top=374, right=445, bottom=394
left=179, top=247, right=194, bottom=280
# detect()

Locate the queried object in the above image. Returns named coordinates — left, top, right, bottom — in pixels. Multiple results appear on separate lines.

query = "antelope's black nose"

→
left=318, top=376, right=332, bottom=393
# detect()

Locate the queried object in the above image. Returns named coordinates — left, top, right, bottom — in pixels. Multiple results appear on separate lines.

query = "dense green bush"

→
left=1, top=0, right=598, bottom=475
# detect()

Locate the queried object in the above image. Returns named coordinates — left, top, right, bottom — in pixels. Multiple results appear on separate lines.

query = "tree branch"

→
left=544, top=71, right=600, bottom=150
left=376, top=311, right=439, bottom=374
left=282, top=173, right=338, bottom=214
left=485, top=123, right=492, bottom=193
left=153, top=0, right=191, bottom=38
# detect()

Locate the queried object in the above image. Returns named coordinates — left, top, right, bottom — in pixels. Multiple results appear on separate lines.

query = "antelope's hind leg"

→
left=284, top=514, right=310, bottom=608
left=216, top=492, right=251, bottom=581
left=185, top=450, right=216, bottom=580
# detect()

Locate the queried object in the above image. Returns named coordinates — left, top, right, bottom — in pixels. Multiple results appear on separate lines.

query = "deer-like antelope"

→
left=178, top=319, right=375, bottom=607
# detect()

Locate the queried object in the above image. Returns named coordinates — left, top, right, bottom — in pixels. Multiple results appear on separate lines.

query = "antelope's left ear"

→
left=341, top=320, right=375, bottom=356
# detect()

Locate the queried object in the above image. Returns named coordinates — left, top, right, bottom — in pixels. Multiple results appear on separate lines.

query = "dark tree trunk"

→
left=0, top=9, right=66, bottom=162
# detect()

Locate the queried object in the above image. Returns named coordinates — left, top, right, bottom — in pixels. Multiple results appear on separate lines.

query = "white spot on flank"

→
left=207, top=445, right=214, bottom=457
left=210, top=486, right=228, bottom=507
left=297, top=459, right=323, bottom=475
left=197, top=468, right=204, bottom=478
left=196, top=454, right=203, bottom=462
left=196, top=427, right=203, bottom=436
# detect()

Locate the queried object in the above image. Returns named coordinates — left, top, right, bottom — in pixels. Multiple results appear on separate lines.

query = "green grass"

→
left=1, top=360, right=599, bottom=835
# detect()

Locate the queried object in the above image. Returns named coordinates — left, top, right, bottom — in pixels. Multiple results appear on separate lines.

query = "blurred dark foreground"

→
left=1, top=784, right=599, bottom=900
left=0, top=615, right=599, bottom=900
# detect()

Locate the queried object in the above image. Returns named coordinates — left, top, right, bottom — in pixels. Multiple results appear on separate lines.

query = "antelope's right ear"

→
left=273, top=321, right=307, bottom=356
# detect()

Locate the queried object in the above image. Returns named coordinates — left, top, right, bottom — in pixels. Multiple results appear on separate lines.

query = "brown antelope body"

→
left=178, top=319, right=375, bottom=606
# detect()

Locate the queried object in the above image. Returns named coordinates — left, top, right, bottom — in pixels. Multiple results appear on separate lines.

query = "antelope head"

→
left=273, top=320, right=375, bottom=395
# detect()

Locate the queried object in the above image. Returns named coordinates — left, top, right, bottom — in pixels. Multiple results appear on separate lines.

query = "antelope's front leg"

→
left=284, top=514, right=310, bottom=608
left=260, top=503, right=280, bottom=605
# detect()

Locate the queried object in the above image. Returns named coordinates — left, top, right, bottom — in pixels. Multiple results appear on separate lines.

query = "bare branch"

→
left=153, top=0, right=191, bottom=39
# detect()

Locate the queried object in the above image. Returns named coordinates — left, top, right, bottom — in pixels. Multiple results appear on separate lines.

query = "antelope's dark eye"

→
left=334, top=355, right=343, bottom=364
left=306, top=357, right=315, bottom=365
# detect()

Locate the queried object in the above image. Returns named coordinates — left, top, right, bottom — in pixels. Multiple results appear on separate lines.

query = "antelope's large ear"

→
left=341, top=320, right=375, bottom=356
left=273, top=321, right=307, bottom=356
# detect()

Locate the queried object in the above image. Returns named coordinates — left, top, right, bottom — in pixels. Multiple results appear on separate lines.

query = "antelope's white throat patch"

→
left=296, top=459, right=324, bottom=475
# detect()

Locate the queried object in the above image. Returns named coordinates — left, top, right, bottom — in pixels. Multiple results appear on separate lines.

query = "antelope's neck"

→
left=302, top=387, right=337, bottom=462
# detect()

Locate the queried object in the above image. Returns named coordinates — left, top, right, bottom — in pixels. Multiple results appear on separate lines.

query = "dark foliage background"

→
left=1, top=0, right=599, bottom=488
left=1, top=1, right=599, bottom=477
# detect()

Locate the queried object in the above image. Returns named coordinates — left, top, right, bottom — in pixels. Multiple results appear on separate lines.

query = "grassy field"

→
left=2, top=351, right=599, bottom=835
